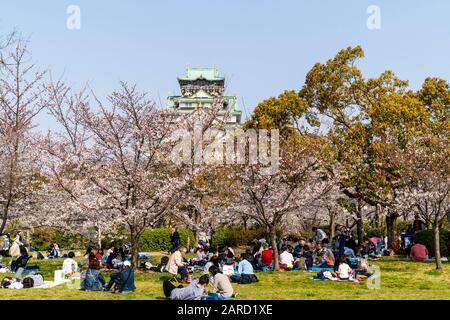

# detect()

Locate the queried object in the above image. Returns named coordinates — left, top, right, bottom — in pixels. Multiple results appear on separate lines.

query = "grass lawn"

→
left=0, top=255, right=449, bottom=300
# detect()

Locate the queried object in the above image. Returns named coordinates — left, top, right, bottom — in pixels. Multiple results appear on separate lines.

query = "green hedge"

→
left=139, top=228, right=195, bottom=252
left=211, top=227, right=267, bottom=247
left=413, top=230, right=450, bottom=257
left=397, top=220, right=413, bottom=234
left=30, top=227, right=87, bottom=251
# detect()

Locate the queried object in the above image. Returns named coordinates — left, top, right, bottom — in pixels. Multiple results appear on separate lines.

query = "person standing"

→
left=1, top=234, right=11, bottom=256
left=412, top=214, right=425, bottom=233
left=9, top=233, right=23, bottom=258
left=171, top=228, right=181, bottom=252
left=312, top=227, right=328, bottom=244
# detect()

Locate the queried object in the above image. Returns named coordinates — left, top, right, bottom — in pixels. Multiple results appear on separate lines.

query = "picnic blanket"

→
left=310, top=266, right=334, bottom=272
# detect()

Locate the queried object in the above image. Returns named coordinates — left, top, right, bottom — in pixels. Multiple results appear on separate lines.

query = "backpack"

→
left=239, top=274, right=258, bottom=284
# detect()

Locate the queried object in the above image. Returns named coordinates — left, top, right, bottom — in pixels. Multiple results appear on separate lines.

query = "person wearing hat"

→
left=104, top=260, right=135, bottom=293
left=80, top=258, right=106, bottom=291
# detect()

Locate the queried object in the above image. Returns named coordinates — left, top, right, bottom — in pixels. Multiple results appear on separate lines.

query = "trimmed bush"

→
left=397, top=220, right=413, bottom=234
left=30, top=227, right=87, bottom=251
left=139, top=228, right=194, bottom=252
left=211, top=227, right=267, bottom=247
left=413, top=230, right=450, bottom=257
left=363, top=223, right=386, bottom=238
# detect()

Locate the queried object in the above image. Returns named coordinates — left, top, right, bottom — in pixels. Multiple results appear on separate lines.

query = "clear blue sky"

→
left=1, top=0, right=450, bottom=125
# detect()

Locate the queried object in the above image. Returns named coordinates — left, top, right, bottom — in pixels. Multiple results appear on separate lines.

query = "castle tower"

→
left=166, top=66, right=242, bottom=126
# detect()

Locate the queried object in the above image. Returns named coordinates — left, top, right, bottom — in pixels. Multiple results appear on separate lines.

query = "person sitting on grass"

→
left=80, top=258, right=106, bottom=291
left=279, top=246, right=294, bottom=270
left=317, top=243, right=335, bottom=268
left=333, top=257, right=353, bottom=280
left=11, top=245, right=31, bottom=281
left=80, top=247, right=93, bottom=266
left=230, top=253, right=256, bottom=283
left=104, top=260, right=135, bottom=293
left=260, top=243, right=273, bottom=268
left=195, top=246, right=207, bottom=266
left=409, top=242, right=429, bottom=261
left=203, top=255, right=220, bottom=273
left=294, top=244, right=314, bottom=270
left=62, top=251, right=79, bottom=278
left=95, top=248, right=104, bottom=261
left=163, top=274, right=209, bottom=300
left=293, top=239, right=306, bottom=258
left=48, top=243, right=60, bottom=259
left=165, top=247, right=189, bottom=283
left=106, top=247, right=120, bottom=269
left=205, top=246, right=216, bottom=261
left=209, top=265, right=234, bottom=298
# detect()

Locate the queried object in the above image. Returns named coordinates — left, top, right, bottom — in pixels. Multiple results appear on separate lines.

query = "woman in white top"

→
left=334, top=258, right=353, bottom=280
left=279, top=247, right=294, bottom=269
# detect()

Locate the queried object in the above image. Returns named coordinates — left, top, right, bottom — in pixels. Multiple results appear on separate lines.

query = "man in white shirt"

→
left=279, top=246, right=294, bottom=269
left=62, top=252, right=79, bottom=277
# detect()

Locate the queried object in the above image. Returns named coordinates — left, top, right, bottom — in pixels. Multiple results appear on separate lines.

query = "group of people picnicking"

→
left=0, top=239, right=136, bottom=292
left=0, top=221, right=436, bottom=295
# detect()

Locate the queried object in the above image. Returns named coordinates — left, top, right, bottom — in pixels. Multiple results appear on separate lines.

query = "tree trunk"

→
left=356, top=202, right=363, bottom=245
left=386, top=212, right=398, bottom=252
left=0, top=201, right=11, bottom=236
left=270, top=227, right=279, bottom=271
left=129, top=225, right=141, bottom=268
left=433, top=221, right=442, bottom=270
left=329, top=209, right=335, bottom=241
left=243, top=216, right=248, bottom=231
left=97, top=226, right=102, bottom=249
left=194, top=228, right=199, bottom=250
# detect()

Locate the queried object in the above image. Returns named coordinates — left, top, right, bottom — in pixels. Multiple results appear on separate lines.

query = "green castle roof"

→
left=178, top=66, right=224, bottom=81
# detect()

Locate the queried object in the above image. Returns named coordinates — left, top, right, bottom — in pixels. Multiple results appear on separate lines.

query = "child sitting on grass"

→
left=333, top=257, right=353, bottom=280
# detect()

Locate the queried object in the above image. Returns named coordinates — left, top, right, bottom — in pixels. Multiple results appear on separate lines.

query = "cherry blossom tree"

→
left=231, top=134, right=338, bottom=270
left=0, top=39, right=46, bottom=235
left=40, top=79, right=227, bottom=263
left=392, top=78, right=450, bottom=269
